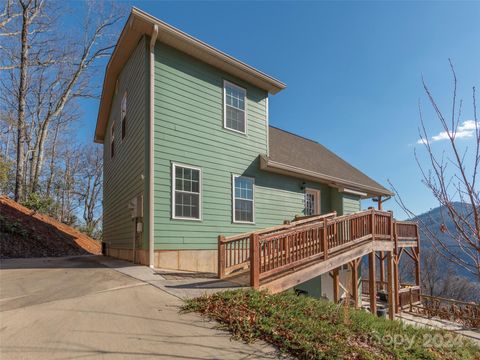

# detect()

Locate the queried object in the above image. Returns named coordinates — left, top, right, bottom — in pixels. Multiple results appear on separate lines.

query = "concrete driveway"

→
left=0, top=256, right=279, bottom=360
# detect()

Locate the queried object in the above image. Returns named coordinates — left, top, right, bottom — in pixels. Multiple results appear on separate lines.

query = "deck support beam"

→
left=387, top=251, right=395, bottom=320
left=368, top=251, right=377, bottom=315
left=333, top=267, right=340, bottom=303
left=379, top=251, right=385, bottom=290
left=351, top=259, right=359, bottom=308
left=414, top=225, right=421, bottom=287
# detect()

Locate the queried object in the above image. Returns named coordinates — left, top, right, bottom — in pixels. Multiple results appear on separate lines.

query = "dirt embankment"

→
left=0, top=195, right=101, bottom=258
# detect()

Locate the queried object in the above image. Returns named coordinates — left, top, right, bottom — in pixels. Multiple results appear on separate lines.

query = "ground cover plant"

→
left=183, top=289, right=479, bottom=360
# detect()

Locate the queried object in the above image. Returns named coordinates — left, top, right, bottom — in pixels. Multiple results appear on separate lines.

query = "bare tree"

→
left=0, top=0, right=124, bottom=201
left=0, top=0, right=20, bottom=31
left=419, top=248, right=448, bottom=297
left=391, top=61, right=480, bottom=281
left=77, top=145, right=103, bottom=237
left=438, top=272, right=480, bottom=302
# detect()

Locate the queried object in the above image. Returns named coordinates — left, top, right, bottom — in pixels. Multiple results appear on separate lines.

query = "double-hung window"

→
left=224, top=81, right=246, bottom=133
left=233, top=175, right=254, bottom=223
left=172, top=163, right=201, bottom=220
left=121, top=92, right=127, bottom=140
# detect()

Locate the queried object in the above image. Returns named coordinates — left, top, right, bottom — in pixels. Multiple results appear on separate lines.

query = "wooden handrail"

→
left=421, top=294, right=480, bottom=307
left=221, top=212, right=337, bottom=243
left=218, top=209, right=420, bottom=288
left=399, top=287, right=480, bottom=328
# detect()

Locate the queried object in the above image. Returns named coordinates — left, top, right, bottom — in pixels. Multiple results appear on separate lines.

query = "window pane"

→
left=191, top=169, right=199, bottom=181
left=174, top=167, right=200, bottom=194
left=175, top=191, right=199, bottom=219
left=235, top=199, right=253, bottom=222
left=226, top=106, right=245, bottom=133
left=225, top=85, right=246, bottom=111
left=184, top=179, right=192, bottom=192
left=175, top=203, right=183, bottom=217
left=175, top=179, right=182, bottom=191
left=191, top=179, right=199, bottom=193
left=235, top=177, right=253, bottom=200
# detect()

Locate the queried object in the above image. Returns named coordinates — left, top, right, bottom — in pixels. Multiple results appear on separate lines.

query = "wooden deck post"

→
left=392, top=219, right=400, bottom=314
left=218, top=235, right=225, bottom=279
left=333, top=267, right=340, bottom=303
left=323, top=217, right=328, bottom=260
left=351, top=259, right=359, bottom=308
left=387, top=251, right=395, bottom=320
left=250, top=233, right=260, bottom=288
left=370, top=208, right=375, bottom=241
left=379, top=251, right=385, bottom=290
left=409, top=288, right=413, bottom=312
left=368, top=251, right=377, bottom=315
left=414, top=225, right=421, bottom=288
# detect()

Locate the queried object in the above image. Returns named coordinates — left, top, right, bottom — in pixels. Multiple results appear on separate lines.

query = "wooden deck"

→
left=217, top=208, right=420, bottom=320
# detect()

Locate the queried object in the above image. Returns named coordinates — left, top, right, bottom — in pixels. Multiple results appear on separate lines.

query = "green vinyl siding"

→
left=343, top=193, right=361, bottom=214
left=103, top=37, right=148, bottom=249
left=152, top=42, right=332, bottom=250
left=330, top=188, right=361, bottom=215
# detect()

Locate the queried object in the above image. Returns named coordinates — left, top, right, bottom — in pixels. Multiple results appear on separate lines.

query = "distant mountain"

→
left=414, top=202, right=478, bottom=281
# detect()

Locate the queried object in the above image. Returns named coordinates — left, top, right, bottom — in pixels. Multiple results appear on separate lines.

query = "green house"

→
left=94, top=8, right=393, bottom=298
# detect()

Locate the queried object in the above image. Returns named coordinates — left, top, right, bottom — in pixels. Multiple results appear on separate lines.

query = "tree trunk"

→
left=14, top=5, right=29, bottom=201
left=46, top=122, right=59, bottom=197
left=31, top=121, right=49, bottom=193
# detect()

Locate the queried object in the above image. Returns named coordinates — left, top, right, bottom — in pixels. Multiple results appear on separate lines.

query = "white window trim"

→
left=223, top=80, right=247, bottom=135
left=171, top=162, right=202, bottom=221
left=305, top=188, right=321, bottom=215
left=110, top=121, right=115, bottom=159
left=121, top=91, right=127, bottom=143
left=232, top=174, right=255, bottom=224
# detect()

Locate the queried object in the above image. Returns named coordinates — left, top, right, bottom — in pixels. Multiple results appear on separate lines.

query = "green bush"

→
left=21, top=193, right=58, bottom=218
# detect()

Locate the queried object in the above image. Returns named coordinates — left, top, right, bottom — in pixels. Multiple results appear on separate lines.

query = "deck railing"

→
left=398, top=285, right=421, bottom=309
left=361, top=279, right=389, bottom=295
left=399, top=288, right=480, bottom=329
left=218, top=212, right=337, bottom=278
left=218, top=209, right=417, bottom=287
left=395, top=221, right=419, bottom=246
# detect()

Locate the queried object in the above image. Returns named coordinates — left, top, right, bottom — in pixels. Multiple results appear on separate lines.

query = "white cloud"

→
left=417, top=120, right=479, bottom=144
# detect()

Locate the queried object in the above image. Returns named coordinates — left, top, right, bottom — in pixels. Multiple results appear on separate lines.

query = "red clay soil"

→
left=0, top=195, right=101, bottom=258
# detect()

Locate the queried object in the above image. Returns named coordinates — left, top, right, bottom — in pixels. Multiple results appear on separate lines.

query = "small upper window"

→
left=172, top=164, right=201, bottom=220
left=110, top=122, right=115, bottom=159
left=233, top=175, right=254, bottom=223
left=224, top=81, right=246, bottom=134
left=121, top=92, right=127, bottom=140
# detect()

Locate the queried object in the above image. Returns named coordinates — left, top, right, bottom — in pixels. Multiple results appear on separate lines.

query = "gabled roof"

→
left=94, top=7, right=286, bottom=143
left=261, top=127, right=393, bottom=197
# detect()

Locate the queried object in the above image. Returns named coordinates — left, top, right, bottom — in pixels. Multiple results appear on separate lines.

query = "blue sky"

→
left=77, top=1, right=480, bottom=217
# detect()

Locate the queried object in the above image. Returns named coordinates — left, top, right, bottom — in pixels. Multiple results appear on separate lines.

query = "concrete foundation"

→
left=106, top=247, right=218, bottom=273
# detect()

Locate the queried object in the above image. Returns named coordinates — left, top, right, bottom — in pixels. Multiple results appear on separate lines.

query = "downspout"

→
left=265, top=95, right=269, bottom=157
left=149, top=25, right=158, bottom=268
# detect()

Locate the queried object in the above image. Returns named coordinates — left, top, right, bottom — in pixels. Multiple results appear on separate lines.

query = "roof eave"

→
left=259, top=155, right=394, bottom=198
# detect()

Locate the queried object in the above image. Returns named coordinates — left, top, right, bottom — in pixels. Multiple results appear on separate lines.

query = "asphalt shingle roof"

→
left=268, top=126, right=392, bottom=196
